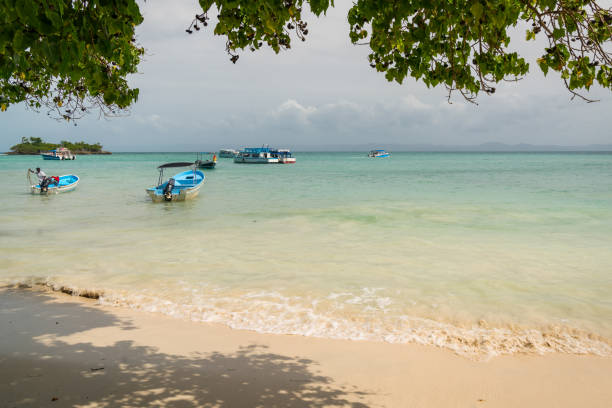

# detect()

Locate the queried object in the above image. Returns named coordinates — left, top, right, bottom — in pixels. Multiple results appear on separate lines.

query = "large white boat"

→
left=271, top=149, right=296, bottom=164
left=234, top=147, right=279, bottom=164
left=41, top=147, right=75, bottom=160
left=218, top=149, right=239, bottom=158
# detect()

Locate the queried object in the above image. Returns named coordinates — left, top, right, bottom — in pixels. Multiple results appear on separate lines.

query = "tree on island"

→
left=10, top=137, right=104, bottom=154
left=0, top=0, right=611, bottom=120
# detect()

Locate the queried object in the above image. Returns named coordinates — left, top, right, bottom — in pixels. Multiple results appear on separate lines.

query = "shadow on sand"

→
left=1, top=289, right=372, bottom=407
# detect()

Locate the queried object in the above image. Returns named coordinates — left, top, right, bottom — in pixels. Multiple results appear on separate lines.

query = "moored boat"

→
left=30, top=174, right=79, bottom=194
left=195, top=152, right=217, bottom=169
left=218, top=149, right=239, bottom=158
left=41, top=147, right=76, bottom=160
left=234, top=147, right=279, bottom=164
left=146, top=162, right=204, bottom=202
left=368, top=149, right=390, bottom=158
left=271, top=149, right=296, bottom=164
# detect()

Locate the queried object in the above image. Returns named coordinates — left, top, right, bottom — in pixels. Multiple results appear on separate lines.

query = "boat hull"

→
left=147, top=182, right=202, bottom=202
left=234, top=157, right=279, bottom=164
left=279, top=157, right=296, bottom=163
left=31, top=175, right=79, bottom=194
left=196, top=160, right=216, bottom=169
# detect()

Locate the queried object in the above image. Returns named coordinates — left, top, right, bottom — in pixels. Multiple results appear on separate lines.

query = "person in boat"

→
left=29, top=168, right=59, bottom=192
left=29, top=167, right=46, bottom=184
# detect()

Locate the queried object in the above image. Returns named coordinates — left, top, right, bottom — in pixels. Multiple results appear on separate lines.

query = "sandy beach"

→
left=1, top=287, right=611, bottom=408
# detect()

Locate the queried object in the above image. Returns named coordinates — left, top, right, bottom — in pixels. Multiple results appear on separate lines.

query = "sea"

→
left=1, top=152, right=611, bottom=357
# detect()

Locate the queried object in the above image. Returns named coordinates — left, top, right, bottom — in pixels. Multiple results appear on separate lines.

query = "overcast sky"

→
left=1, top=0, right=611, bottom=151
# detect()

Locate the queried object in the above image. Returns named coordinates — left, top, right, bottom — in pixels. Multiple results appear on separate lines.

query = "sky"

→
left=1, top=0, right=612, bottom=152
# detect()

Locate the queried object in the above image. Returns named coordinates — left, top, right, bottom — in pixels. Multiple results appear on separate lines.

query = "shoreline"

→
left=2, top=287, right=611, bottom=407
left=13, top=279, right=612, bottom=359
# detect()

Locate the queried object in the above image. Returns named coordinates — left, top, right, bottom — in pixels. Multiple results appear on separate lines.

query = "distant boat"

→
left=368, top=149, right=390, bottom=158
left=146, top=162, right=204, bottom=202
left=195, top=152, right=217, bottom=169
left=271, top=149, right=296, bottom=164
left=30, top=174, right=79, bottom=194
left=234, top=147, right=279, bottom=164
left=219, top=149, right=239, bottom=158
left=41, top=147, right=75, bottom=160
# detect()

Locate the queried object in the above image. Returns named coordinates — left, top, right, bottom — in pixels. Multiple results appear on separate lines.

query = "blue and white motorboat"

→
left=30, top=174, right=79, bottom=194
left=41, top=147, right=75, bottom=160
left=234, top=147, right=279, bottom=164
left=368, top=149, right=390, bottom=158
left=146, top=162, right=204, bottom=202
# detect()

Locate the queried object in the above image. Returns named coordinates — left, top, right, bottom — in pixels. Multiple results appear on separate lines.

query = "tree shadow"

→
left=1, top=289, right=372, bottom=407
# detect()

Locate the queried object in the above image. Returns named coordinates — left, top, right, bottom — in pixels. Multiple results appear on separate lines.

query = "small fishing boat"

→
left=41, top=147, right=76, bottom=160
left=29, top=174, right=79, bottom=194
left=219, top=149, right=239, bottom=158
left=368, top=149, right=390, bottom=158
left=271, top=149, right=296, bottom=164
left=146, top=162, right=204, bottom=202
left=234, top=147, right=279, bottom=164
left=195, top=152, right=217, bottom=169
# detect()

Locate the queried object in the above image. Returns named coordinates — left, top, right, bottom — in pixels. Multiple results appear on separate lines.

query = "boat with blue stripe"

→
left=30, top=174, right=79, bottom=194
left=146, top=162, right=204, bottom=202
left=234, top=147, right=279, bottom=163
left=368, top=149, right=390, bottom=158
left=41, top=147, right=75, bottom=160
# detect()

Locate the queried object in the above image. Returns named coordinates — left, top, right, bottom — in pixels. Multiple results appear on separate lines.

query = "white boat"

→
left=271, top=149, right=296, bottom=164
left=234, top=147, right=279, bottom=164
left=41, top=147, right=76, bottom=160
left=219, top=149, right=239, bottom=158
left=146, top=162, right=205, bottom=202
left=368, top=149, right=390, bottom=158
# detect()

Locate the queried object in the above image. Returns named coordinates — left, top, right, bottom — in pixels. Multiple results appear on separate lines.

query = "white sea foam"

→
left=10, top=277, right=612, bottom=359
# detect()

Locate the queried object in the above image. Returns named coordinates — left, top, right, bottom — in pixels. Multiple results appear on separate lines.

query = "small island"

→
left=8, top=137, right=111, bottom=155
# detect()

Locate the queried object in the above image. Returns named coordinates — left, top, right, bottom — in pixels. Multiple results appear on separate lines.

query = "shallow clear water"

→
left=2, top=152, right=612, bottom=356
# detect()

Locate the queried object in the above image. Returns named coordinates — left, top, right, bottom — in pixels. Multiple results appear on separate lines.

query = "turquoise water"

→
left=2, top=152, right=612, bottom=356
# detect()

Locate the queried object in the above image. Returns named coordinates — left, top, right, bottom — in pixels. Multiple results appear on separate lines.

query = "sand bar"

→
left=1, top=288, right=611, bottom=407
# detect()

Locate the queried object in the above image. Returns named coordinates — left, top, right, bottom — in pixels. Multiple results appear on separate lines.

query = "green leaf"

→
left=470, top=3, right=484, bottom=21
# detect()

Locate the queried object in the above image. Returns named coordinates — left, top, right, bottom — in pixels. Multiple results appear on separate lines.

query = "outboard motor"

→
left=39, top=176, right=59, bottom=194
left=163, top=178, right=175, bottom=201
left=40, top=177, right=51, bottom=193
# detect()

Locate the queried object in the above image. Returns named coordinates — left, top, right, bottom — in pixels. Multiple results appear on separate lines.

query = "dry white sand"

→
left=1, top=288, right=611, bottom=407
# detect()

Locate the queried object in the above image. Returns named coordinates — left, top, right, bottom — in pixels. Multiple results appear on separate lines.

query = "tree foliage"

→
left=0, top=0, right=143, bottom=120
left=192, top=0, right=612, bottom=103
left=1, top=0, right=611, bottom=121
left=10, top=136, right=104, bottom=153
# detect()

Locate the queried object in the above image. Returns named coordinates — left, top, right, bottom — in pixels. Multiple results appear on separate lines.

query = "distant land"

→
left=107, top=143, right=612, bottom=153
left=7, top=137, right=111, bottom=155
left=283, top=143, right=612, bottom=152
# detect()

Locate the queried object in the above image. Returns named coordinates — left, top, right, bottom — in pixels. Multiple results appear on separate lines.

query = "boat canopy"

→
left=243, top=147, right=271, bottom=153
left=157, top=162, right=195, bottom=169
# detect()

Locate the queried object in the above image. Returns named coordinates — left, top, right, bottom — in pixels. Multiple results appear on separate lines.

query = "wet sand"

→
left=1, top=288, right=611, bottom=408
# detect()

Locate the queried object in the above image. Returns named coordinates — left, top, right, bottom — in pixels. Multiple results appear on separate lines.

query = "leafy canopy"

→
left=1, top=0, right=611, bottom=120
left=0, top=0, right=143, bottom=120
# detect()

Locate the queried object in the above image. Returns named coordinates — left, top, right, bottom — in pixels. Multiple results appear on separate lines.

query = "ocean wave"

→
left=7, top=277, right=612, bottom=359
